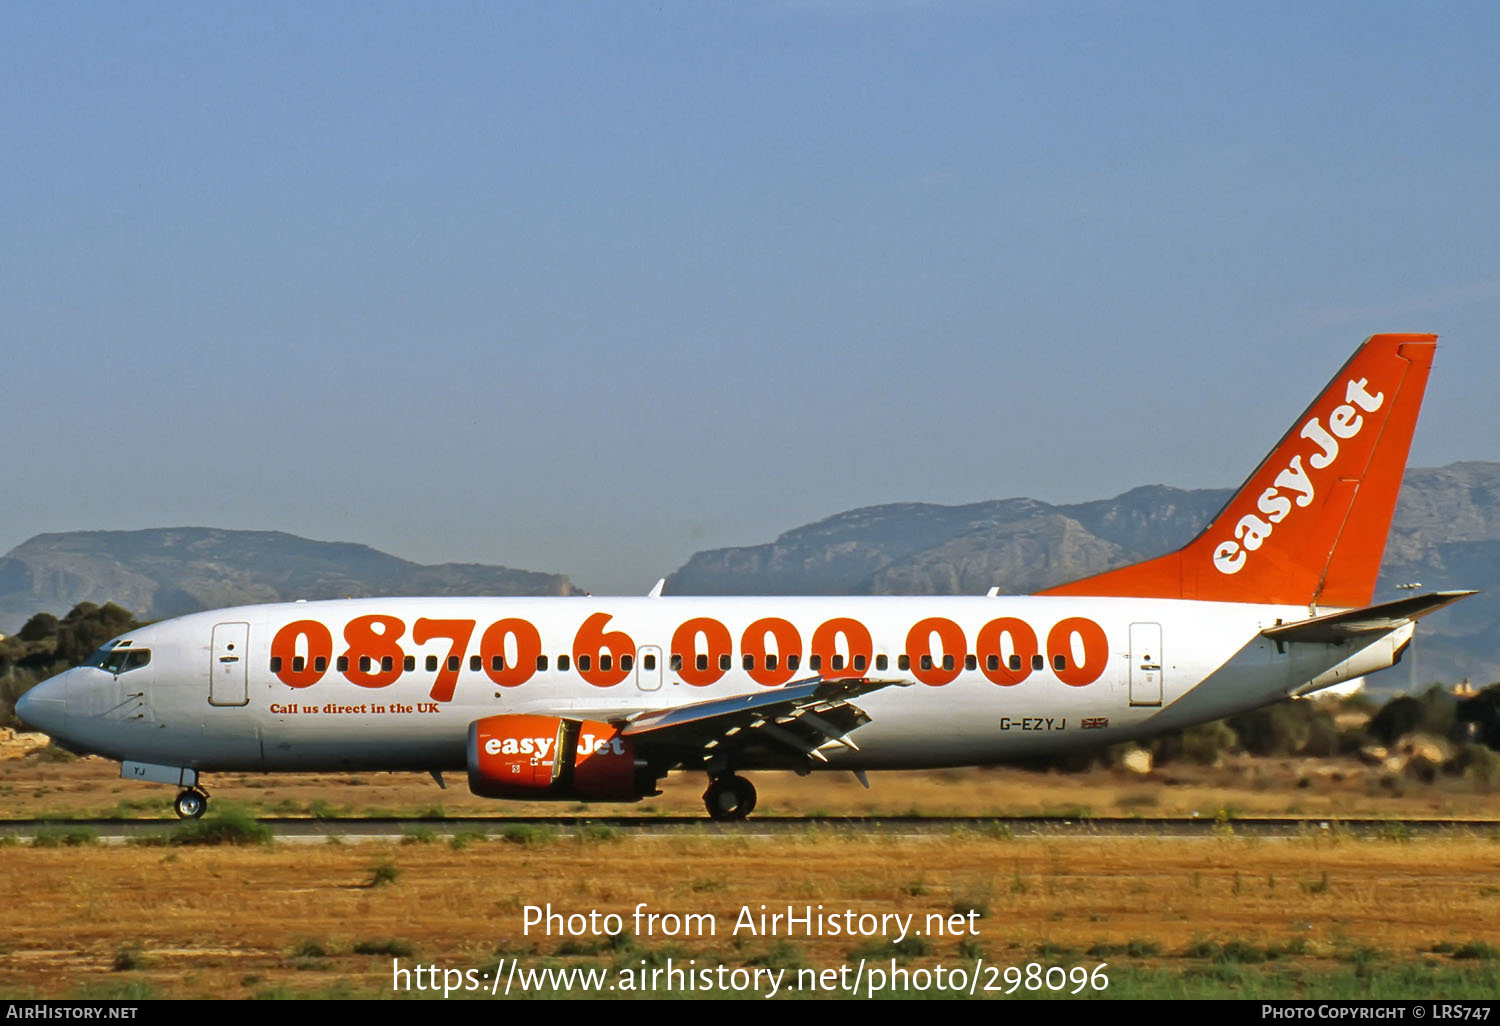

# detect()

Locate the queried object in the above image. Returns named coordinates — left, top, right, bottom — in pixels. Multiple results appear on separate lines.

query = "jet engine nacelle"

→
left=466, top=714, right=656, bottom=801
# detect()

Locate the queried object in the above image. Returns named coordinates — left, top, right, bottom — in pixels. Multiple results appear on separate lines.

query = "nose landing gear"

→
left=174, top=788, right=209, bottom=819
left=702, top=774, right=756, bottom=821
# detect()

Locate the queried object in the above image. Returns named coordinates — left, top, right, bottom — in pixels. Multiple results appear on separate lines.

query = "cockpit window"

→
left=85, top=647, right=151, bottom=674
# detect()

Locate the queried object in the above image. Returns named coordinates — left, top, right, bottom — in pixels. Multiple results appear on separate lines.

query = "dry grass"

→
left=2, top=832, right=1498, bottom=998
left=3, top=753, right=1499, bottom=822
left=4, top=752, right=1498, bottom=998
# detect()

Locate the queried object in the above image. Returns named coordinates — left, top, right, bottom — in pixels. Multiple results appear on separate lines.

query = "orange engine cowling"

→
left=466, top=714, right=654, bottom=801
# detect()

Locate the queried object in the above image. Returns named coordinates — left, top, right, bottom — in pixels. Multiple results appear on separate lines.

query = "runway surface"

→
left=3, top=814, right=1497, bottom=841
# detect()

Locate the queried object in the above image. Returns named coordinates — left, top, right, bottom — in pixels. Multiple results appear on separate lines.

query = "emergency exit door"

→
left=636, top=646, right=663, bottom=691
left=1129, top=622, right=1162, bottom=707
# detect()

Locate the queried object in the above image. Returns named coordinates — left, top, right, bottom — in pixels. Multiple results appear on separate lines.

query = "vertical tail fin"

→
left=1039, top=333, right=1437, bottom=608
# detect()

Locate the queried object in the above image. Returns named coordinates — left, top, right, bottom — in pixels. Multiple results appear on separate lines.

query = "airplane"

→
left=16, top=333, right=1473, bottom=821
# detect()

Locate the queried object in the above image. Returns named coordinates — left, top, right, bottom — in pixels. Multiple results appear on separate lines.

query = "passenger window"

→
left=766, top=653, right=778, bottom=671
left=1009, top=654, right=1022, bottom=671
left=808, top=655, right=821, bottom=671
left=338, top=656, right=350, bottom=672
left=579, top=655, right=591, bottom=672
left=942, top=655, right=955, bottom=672
left=1032, top=655, right=1044, bottom=671
left=400, top=655, right=413, bottom=672
left=315, top=656, right=327, bottom=673
left=381, top=656, right=393, bottom=672
left=449, top=656, right=462, bottom=672
left=426, top=655, right=438, bottom=672
left=470, top=655, right=482, bottom=671
left=695, top=654, right=708, bottom=672
left=875, top=654, right=888, bottom=671
left=558, top=655, right=570, bottom=671
left=832, top=654, right=845, bottom=671
left=965, top=655, right=976, bottom=671
left=1053, top=654, right=1066, bottom=671
left=988, top=655, right=1000, bottom=672
left=786, top=654, right=799, bottom=671
left=920, top=655, right=932, bottom=671
left=292, top=656, right=305, bottom=673
left=854, top=654, right=866, bottom=672
left=536, top=655, right=548, bottom=671
left=719, top=654, right=730, bottom=671
left=671, top=654, right=683, bottom=672
left=493, top=655, right=506, bottom=671
left=270, top=656, right=282, bottom=673
left=743, top=655, right=755, bottom=671
left=621, top=654, right=633, bottom=671
left=643, top=654, right=655, bottom=671
left=600, top=654, right=612, bottom=671
left=898, top=654, right=910, bottom=671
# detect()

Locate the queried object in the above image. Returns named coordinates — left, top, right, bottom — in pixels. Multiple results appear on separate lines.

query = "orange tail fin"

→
left=1039, top=334, right=1437, bottom=608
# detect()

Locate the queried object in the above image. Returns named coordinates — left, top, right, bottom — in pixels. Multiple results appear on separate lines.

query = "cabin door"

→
left=210, top=622, right=250, bottom=706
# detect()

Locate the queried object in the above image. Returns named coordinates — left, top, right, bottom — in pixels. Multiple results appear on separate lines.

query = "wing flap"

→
left=620, top=676, right=910, bottom=767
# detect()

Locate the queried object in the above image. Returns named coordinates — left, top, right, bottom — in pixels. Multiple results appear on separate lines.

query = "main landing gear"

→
left=174, top=787, right=209, bottom=819
left=702, top=774, right=756, bottom=821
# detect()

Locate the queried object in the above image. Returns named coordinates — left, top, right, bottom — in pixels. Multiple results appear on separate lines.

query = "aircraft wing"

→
left=1260, top=590, right=1477, bottom=645
left=617, top=676, right=911, bottom=768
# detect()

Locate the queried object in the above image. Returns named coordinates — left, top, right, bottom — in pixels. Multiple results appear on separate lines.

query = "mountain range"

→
left=3, top=462, right=1496, bottom=686
left=0, top=528, right=578, bottom=633
left=665, top=462, right=1500, bottom=686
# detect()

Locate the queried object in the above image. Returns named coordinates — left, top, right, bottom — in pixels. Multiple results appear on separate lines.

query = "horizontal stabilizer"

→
left=1260, top=590, right=1476, bottom=645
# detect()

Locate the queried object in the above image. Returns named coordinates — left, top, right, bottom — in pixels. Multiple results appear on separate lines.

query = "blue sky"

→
left=5, top=1, right=1499, bottom=592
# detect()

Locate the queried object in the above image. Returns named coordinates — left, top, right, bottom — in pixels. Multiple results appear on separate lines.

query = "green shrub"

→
left=577, top=823, right=623, bottom=844
left=292, top=939, right=329, bottom=958
left=168, top=806, right=272, bottom=846
left=450, top=827, right=487, bottom=850
left=367, top=859, right=401, bottom=887
left=1152, top=720, right=1239, bottom=765
left=353, top=938, right=413, bottom=957
left=1446, top=743, right=1500, bottom=786
left=33, top=744, right=78, bottom=763
left=32, top=826, right=98, bottom=847
left=111, top=945, right=146, bottom=971
left=1452, top=941, right=1499, bottom=961
left=501, top=824, right=558, bottom=847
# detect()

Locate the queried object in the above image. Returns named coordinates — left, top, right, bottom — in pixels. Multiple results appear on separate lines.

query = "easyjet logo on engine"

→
left=483, top=734, right=627, bottom=758
left=1211, top=377, right=1384, bottom=576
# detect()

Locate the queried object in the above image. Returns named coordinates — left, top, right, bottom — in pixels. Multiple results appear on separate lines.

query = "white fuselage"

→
left=26, top=593, right=1403, bottom=775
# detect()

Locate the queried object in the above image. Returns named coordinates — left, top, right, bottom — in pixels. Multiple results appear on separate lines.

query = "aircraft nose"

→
left=14, top=673, right=67, bottom=736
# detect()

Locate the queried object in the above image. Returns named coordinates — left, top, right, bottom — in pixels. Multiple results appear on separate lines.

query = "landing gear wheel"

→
left=174, top=789, right=208, bottom=819
left=703, top=775, right=756, bottom=821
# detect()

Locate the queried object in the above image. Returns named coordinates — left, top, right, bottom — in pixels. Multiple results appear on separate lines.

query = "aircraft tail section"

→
left=1039, top=334, right=1437, bottom=609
